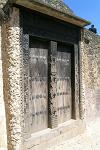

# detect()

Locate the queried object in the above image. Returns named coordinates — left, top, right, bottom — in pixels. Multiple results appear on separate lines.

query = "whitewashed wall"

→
left=0, top=26, right=7, bottom=150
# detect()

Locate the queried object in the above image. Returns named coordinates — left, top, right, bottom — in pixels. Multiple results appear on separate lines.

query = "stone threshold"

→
left=24, top=119, right=85, bottom=150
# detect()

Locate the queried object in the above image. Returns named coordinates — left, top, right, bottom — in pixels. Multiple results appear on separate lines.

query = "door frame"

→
left=22, top=34, right=80, bottom=138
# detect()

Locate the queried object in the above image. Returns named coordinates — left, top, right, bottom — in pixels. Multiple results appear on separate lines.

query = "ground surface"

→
left=0, top=120, right=100, bottom=150
left=47, top=119, right=100, bottom=150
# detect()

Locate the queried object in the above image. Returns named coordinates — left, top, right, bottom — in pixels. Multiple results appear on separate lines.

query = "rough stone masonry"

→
left=80, top=29, right=100, bottom=124
left=1, top=7, right=24, bottom=150
left=0, top=0, right=100, bottom=150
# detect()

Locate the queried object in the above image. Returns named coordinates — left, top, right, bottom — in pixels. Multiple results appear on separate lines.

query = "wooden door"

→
left=57, top=43, right=72, bottom=124
left=29, top=38, right=48, bottom=133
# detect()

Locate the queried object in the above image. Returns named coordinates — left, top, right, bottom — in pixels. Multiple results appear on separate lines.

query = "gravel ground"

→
left=1, top=120, right=100, bottom=150
left=47, top=119, right=100, bottom=150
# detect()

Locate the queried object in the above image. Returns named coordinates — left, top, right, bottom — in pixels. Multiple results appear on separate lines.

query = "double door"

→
left=29, top=38, right=73, bottom=133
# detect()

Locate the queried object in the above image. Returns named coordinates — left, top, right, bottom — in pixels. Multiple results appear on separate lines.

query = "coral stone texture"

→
left=38, top=0, right=74, bottom=15
left=0, top=0, right=7, bottom=8
left=0, top=0, right=100, bottom=150
left=80, top=29, right=100, bottom=123
left=0, top=0, right=74, bottom=15
left=1, top=7, right=24, bottom=150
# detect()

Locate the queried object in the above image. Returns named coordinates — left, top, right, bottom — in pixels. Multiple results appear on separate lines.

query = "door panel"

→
left=29, top=39, right=48, bottom=133
left=57, top=43, right=72, bottom=124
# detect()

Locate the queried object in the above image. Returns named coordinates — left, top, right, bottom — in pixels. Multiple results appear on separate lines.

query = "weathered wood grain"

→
left=29, top=38, right=48, bottom=133
left=57, top=43, right=72, bottom=124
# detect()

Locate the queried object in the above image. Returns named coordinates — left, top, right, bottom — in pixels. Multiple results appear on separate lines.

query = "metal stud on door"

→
left=57, top=43, right=72, bottom=124
left=29, top=38, right=48, bottom=133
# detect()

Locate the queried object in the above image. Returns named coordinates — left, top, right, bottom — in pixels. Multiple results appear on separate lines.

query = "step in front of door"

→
left=24, top=119, right=86, bottom=150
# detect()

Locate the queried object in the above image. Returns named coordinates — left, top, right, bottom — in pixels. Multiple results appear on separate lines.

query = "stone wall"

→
left=0, top=26, right=7, bottom=150
left=80, top=29, right=100, bottom=124
left=0, top=0, right=7, bottom=8
left=0, top=0, right=74, bottom=15
left=1, top=7, right=24, bottom=150
left=37, top=0, right=74, bottom=15
left=0, top=3, right=100, bottom=149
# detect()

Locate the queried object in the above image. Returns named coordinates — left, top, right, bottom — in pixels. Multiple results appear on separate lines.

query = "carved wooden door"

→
left=57, top=43, right=72, bottom=124
left=29, top=38, right=48, bottom=133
